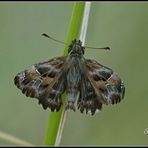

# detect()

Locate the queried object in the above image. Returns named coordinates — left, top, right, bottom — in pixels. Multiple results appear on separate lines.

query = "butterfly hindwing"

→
left=77, top=74, right=103, bottom=115
left=14, top=56, right=66, bottom=111
left=75, top=58, right=103, bottom=115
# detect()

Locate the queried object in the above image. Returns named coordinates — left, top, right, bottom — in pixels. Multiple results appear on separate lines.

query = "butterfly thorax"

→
left=67, top=54, right=85, bottom=83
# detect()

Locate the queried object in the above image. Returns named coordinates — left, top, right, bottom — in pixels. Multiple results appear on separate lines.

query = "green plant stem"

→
left=43, top=2, right=85, bottom=146
left=64, top=2, right=85, bottom=55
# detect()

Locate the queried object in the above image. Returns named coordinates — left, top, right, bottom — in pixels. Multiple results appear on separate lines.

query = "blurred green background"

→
left=0, top=2, right=148, bottom=146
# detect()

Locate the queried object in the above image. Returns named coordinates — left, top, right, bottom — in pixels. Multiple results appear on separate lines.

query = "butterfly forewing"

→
left=14, top=56, right=67, bottom=111
left=86, top=59, right=125, bottom=105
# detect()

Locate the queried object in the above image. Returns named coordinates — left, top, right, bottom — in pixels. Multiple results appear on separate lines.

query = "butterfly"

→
left=14, top=37, right=125, bottom=115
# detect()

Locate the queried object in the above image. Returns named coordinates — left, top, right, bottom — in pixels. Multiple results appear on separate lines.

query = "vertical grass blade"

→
left=79, top=2, right=91, bottom=45
left=43, top=2, right=85, bottom=146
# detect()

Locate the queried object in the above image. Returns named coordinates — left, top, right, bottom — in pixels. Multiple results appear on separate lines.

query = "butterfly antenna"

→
left=84, top=46, right=110, bottom=50
left=42, top=33, right=66, bottom=45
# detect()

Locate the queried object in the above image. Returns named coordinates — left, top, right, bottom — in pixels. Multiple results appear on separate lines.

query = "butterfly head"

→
left=68, top=39, right=85, bottom=55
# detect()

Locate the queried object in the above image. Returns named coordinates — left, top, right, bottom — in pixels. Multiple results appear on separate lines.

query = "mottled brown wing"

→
left=86, top=59, right=125, bottom=105
left=14, top=56, right=67, bottom=111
